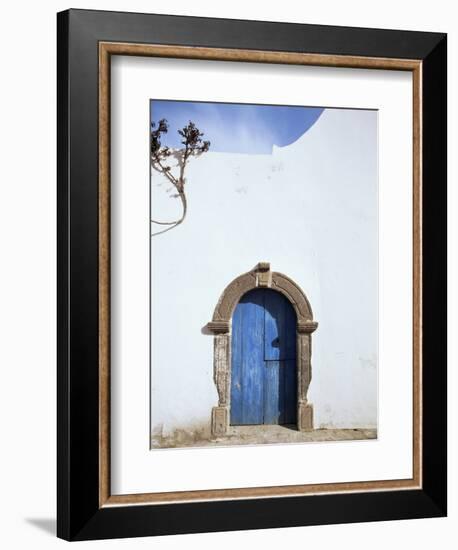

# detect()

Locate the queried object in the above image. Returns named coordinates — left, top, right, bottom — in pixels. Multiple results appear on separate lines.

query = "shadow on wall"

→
left=201, top=324, right=214, bottom=335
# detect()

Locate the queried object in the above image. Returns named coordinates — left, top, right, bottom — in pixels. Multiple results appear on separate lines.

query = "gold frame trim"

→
left=98, top=42, right=422, bottom=507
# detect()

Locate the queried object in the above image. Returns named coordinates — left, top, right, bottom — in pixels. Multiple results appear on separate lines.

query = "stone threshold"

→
left=151, top=425, right=377, bottom=449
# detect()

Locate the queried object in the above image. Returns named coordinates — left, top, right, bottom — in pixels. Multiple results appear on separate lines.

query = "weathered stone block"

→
left=211, top=406, right=228, bottom=436
left=298, top=402, right=314, bottom=431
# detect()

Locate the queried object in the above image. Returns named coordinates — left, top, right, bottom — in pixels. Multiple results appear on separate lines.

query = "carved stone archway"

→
left=207, top=263, right=318, bottom=437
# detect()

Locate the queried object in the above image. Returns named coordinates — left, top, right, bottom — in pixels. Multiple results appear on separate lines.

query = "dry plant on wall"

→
left=151, top=119, right=210, bottom=236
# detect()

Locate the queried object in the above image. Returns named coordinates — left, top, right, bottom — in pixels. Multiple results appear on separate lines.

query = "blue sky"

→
left=150, top=100, right=324, bottom=154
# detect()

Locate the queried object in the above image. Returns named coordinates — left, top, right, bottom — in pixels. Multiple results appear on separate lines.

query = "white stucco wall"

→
left=151, top=107, right=378, bottom=435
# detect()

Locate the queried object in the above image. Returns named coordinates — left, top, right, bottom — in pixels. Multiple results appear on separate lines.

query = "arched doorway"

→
left=231, top=288, right=297, bottom=426
left=207, top=262, right=318, bottom=437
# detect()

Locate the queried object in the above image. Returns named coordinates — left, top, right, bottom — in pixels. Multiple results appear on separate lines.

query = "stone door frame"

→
left=207, top=263, right=318, bottom=437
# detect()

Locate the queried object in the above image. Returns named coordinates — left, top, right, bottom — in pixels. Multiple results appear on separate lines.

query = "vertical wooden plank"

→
left=242, top=290, right=265, bottom=424
left=283, top=295, right=297, bottom=424
left=283, top=359, right=297, bottom=424
left=230, top=299, right=243, bottom=424
left=264, top=361, right=281, bottom=424
left=284, top=296, right=297, bottom=360
left=264, top=290, right=285, bottom=360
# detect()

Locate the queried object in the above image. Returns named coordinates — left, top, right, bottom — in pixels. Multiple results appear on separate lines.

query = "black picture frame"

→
left=57, top=8, right=447, bottom=541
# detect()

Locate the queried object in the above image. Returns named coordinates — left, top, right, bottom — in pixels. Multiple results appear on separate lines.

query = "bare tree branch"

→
left=150, top=119, right=210, bottom=236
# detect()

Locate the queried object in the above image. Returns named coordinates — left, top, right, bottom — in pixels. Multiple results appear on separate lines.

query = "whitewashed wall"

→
left=151, top=108, right=378, bottom=435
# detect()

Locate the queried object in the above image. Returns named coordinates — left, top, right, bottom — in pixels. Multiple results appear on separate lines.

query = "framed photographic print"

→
left=57, top=9, right=447, bottom=541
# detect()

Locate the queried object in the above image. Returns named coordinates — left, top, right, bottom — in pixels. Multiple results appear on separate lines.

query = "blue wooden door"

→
left=230, top=288, right=297, bottom=426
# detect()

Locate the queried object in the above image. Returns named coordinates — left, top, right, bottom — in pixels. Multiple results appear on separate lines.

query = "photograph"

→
left=149, top=99, right=378, bottom=449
